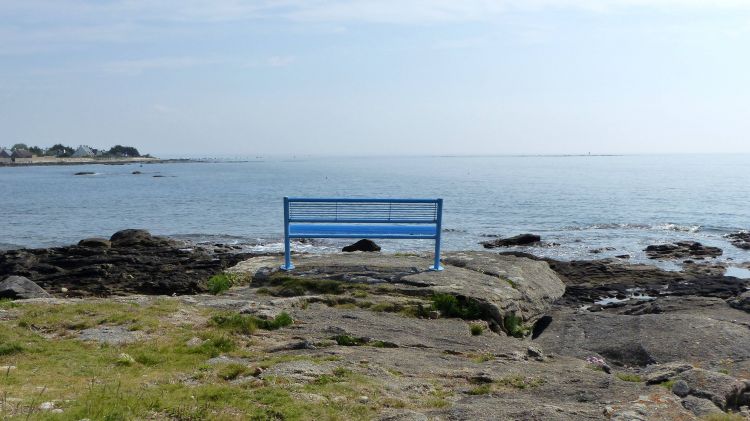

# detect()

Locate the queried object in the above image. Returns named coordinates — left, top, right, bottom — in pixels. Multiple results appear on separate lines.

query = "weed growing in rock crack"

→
left=210, top=312, right=293, bottom=334
left=207, top=273, right=238, bottom=295
left=266, top=275, right=344, bottom=296
left=468, top=384, right=492, bottom=395
left=470, top=324, right=483, bottom=336
left=431, top=294, right=483, bottom=319
left=615, top=373, right=643, bottom=382
left=503, top=313, right=530, bottom=338
left=658, top=379, right=676, bottom=390
left=471, top=353, right=495, bottom=363
left=497, top=375, right=545, bottom=389
left=333, top=335, right=368, bottom=346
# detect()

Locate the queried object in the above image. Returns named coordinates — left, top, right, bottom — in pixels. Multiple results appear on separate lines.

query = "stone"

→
left=527, top=345, right=545, bottom=362
left=644, top=242, right=722, bottom=260
left=79, top=325, right=141, bottom=345
left=0, top=276, right=50, bottom=299
left=677, top=368, right=746, bottom=410
left=729, top=291, right=750, bottom=312
left=681, top=396, right=723, bottom=417
left=481, top=234, right=541, bottom=248
left=672, top=380, right=690, bottom=397
left=342, top=239, right=381, bottom=252
left=109, top=229, right=154, bottom=246
left=132, top=171, right=142, bottom=175
left=77, top=238, right=112, bottom=248
left=726, top=232, right=750, bottom=250
left=185, top=337, right=204, bottom=348
left=644, top=362, right=694, bottom=384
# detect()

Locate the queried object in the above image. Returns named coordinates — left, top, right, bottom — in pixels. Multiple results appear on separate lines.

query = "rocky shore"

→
left=2, top=231, right=750, bottom=419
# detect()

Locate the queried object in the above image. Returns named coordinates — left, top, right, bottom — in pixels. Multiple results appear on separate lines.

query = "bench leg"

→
left=280, top=234, right=295, bottom=271
left=429, top=237, right=444, bottom=271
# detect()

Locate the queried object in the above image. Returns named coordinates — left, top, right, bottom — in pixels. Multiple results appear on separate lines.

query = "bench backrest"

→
left=285, top=198, right=442, bottom=224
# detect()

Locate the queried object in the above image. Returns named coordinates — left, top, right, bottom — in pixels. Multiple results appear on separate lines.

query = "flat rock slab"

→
left=231, top=252, right=565, bottom=327
left=0, top=276, right=50, bottom=299
left=78, top=325, right=143, bottom=345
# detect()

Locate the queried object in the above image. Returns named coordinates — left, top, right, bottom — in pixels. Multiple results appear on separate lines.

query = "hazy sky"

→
left=1, top=1, right=749, bottom=156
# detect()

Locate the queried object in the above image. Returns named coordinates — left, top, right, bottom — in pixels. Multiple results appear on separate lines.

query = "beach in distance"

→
left=2, top=153, right=749, bottom=268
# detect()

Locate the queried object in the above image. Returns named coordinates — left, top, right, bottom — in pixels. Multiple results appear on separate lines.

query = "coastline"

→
left=2, top=231, right=750, bottom=419
left=0, top=157, right=203, bottom=167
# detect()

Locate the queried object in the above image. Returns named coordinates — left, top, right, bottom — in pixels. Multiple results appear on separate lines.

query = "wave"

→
left=563, top=223, right=702, bottom=233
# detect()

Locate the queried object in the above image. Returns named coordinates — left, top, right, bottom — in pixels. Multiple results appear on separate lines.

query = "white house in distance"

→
left=71, top=145, right=95, bottom=158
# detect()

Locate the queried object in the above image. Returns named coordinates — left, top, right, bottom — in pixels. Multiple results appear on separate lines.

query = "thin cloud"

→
left=102, top=57, right=217, bottom=75
left=267, top=55, right=295, bottom=67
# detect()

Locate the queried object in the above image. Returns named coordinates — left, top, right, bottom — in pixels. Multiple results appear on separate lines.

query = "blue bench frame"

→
left=281, top=197, right=444, bottom=271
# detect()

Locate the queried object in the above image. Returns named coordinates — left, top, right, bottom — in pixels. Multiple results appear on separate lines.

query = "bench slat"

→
left=289, top=223, right=437, bottom=238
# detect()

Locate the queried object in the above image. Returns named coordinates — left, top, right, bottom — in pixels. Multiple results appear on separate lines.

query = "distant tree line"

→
left=6, top=143, right=141, bottom=158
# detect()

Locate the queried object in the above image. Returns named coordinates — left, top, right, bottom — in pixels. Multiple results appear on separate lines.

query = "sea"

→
left=2, top=154, right=749, bottom=272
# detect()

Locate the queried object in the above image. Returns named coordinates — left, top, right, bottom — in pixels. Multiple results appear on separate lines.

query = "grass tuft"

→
left=0, top=341, right=23, bottom=356
left=615, top=373, right=643, bottom=382
left=470, top=324, right=483, bottom=336
left=431, top=294, right=483, bottom=319
left=503, top=313, right=530, bottom=338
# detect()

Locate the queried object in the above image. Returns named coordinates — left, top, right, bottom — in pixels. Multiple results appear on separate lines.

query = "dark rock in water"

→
left=644, top=242, right=722, bottom=260
left=589, top=247, right=615, bottom=254
left=78, top=238, right=112, bottom=248
left=153, top=175, right=166, bottom=178
left=481, top=234, right=541, bottom=248
left=726, top=232, right=750, bottom=250
left=132, top=171, right=142, bottom=175
left=0, top=231, right=253, bottom=297
left=74, top=171, right=95, bottom=176
left=0, top=275, right=51, bottom=299
left=342, top=239, right=381, bottom=252
left=615, top=254, right=630, bottom=259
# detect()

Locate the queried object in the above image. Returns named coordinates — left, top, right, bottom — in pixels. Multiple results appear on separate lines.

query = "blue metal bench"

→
left=281, top=197, right=444, bottom=271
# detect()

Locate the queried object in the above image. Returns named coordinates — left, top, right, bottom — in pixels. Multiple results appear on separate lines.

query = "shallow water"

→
left=1, top=154, right=749, bottom=265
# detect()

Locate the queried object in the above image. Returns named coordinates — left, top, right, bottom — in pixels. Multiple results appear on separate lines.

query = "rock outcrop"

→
left=0, top=275, right=50, bottom=299
left=0, top=230, right=251, bottom=297
left=644, top=241, right=722, bottom=260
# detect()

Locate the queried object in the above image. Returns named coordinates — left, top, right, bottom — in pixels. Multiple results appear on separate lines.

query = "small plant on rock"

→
left=470, top=324, right=483, bottom=336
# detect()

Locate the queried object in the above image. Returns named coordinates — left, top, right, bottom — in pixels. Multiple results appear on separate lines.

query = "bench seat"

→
left=289, top=223, right=437, bottom=239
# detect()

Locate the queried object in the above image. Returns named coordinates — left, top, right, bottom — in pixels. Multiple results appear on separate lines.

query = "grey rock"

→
left=681, top=396, right=723, bottom=417
left=78, top=325, right=140, bottom=345
left=677, top=368, right=746, bottom=410
left=672, top=380, right=690, bottom=397
left=527, top=345, right=545, bottom=361
left=726, top=232, right=750, bottom=250
left=0, top=276, right=50, bottom=299
left=645, top=362, right=694, bottom=384
left=729, top=291, right=750, bottom=312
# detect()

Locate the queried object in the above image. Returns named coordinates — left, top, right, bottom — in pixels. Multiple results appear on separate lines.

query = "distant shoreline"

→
left=0, top=157, right=204, bottom=167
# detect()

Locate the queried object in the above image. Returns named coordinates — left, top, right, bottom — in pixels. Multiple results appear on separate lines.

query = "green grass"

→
left=431, top=294, right=483, bottom=319
left=659, top=379, right=676, bottom=390
left=210, top=312, right=294, bottom=335
left=0, top=341, right=24, bottom=356
left=615, top=373, right=643, bottom=382
left=216, top=363, right=252, bottom=380
left=467, top=384, right=492, bottom=395
left=703, top=414, right=747, bottom=421
left=266, top=275, right=344, bottom=296
left=496, top=375, right=545, bottom=389
left=503, top=313, right=530, bottom=338
left=333, top=334, right=368, bottom=346
left=469, top=324, right=483, bottom=336
left=0, top=300, right=386, bottom=420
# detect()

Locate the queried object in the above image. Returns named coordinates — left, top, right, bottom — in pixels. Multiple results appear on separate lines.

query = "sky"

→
left=1, top=1, right=749, bottom=157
